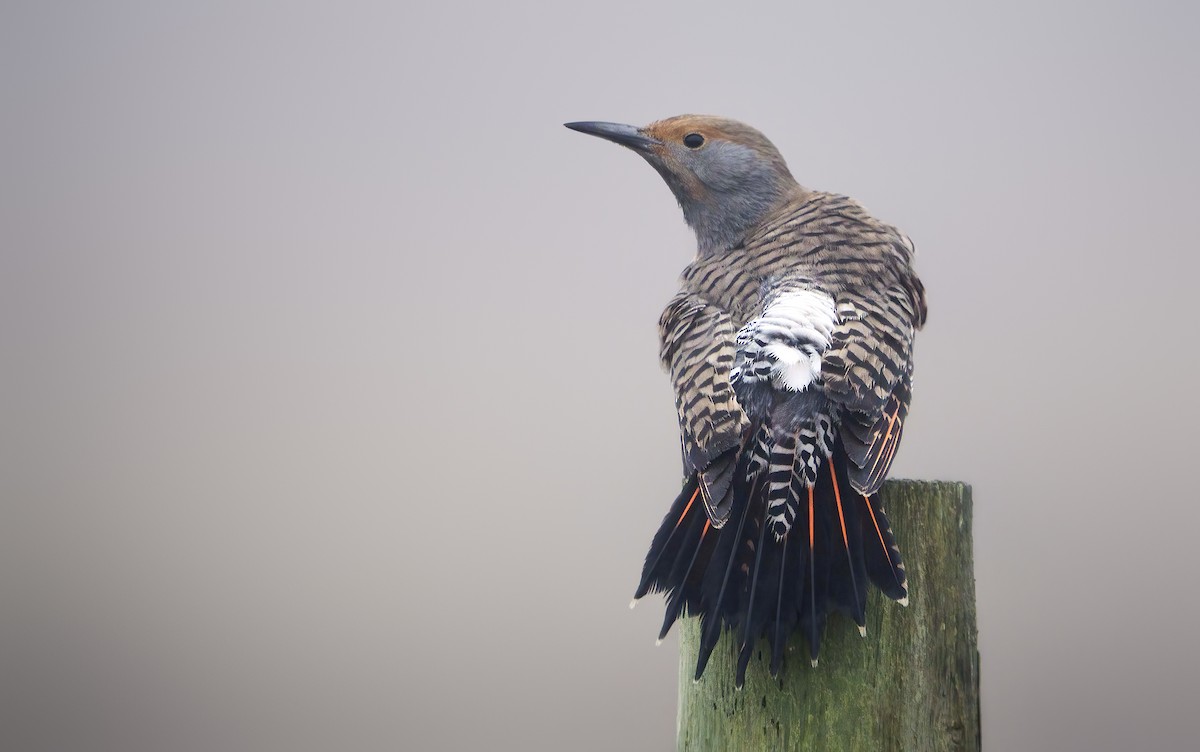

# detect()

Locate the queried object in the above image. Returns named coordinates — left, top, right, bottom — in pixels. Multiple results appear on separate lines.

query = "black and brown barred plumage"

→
left=567, top=115, right=927, bottom=687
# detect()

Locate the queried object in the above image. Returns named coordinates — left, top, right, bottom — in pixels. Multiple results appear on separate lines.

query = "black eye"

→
left=683, top=133, right=705, bottom=149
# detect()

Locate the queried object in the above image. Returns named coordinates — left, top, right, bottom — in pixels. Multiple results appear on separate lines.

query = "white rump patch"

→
left=734, top=287, right=838, bottom=393
left=764, top=341, right=822, bottom=391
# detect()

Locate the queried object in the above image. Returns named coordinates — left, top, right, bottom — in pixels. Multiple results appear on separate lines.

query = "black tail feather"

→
left=826, top=459, right=868, bottom=631
left=860, top=491, right=908, bottom=602
left=769, top=533, right=799, bottom=675
left=635, top=477, right=702, bottom=599
left=634, top=437, right=907, bottom=683
left=694, top=448, right=758, bottom=681
left=694, top=540, right=743, bottom=678
left=656, top=510, right=712, bottom=640
left=799, top=483, right=830, bottom=664
left=735, top=498, right=771, bottom=687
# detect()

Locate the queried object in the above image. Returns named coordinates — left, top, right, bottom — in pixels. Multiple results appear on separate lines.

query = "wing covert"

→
left=821, top=274, right=925, bottom=494
left=659, top=292, right=749, bottom=524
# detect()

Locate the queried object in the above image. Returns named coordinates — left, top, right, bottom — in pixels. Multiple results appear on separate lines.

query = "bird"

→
left=565, top=115, right=927, bottom=688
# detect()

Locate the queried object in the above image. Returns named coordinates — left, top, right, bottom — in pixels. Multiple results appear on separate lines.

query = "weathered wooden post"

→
left=677, top=480, right=979, bottom=751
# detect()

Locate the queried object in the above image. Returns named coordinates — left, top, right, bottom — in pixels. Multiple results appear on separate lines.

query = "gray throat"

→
left=656, top=167, right=803, bottom=256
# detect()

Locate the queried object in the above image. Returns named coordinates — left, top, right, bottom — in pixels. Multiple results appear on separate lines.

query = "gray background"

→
left=3, top=1, right=1198, bottom=750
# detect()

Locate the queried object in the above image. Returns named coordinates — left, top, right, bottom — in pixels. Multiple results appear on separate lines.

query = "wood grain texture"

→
left=677, top=480, right=978, bottom=752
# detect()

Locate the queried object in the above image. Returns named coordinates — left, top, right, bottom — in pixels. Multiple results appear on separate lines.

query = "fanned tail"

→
left=634, top=433, right=908, bottom=687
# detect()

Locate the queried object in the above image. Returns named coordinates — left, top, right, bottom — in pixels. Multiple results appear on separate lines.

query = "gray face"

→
left=680, top=139, right=779, bottom=193
left=648, top=136, right=800, bottom=254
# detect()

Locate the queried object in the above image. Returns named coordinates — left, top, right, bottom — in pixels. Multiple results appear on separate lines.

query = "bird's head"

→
left=565, top=115, right=805, bottom=254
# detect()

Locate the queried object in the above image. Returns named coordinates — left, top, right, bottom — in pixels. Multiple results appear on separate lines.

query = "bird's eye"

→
left=683, top=133, right=705, bottom=149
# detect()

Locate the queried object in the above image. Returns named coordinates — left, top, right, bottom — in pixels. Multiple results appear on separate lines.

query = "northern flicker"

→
left=566, top=116, right=927, bottom=687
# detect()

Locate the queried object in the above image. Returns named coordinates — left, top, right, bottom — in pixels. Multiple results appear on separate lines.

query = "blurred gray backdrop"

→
left=3, top=1, right=1198, bottom=750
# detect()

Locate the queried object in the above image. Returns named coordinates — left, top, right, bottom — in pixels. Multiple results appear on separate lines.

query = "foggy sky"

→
left=3, top=2, right=1198, bottom=750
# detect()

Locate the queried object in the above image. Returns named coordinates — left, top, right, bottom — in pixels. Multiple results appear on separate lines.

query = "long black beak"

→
left=564, top=121, right=661, bottom=152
